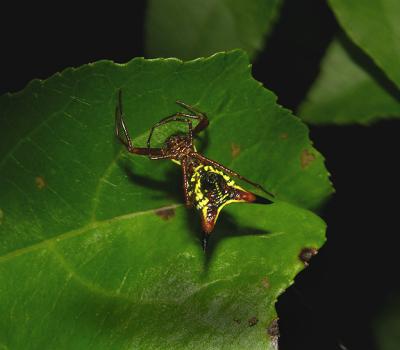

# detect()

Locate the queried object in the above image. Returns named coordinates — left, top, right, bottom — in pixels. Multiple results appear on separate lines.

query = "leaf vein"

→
left=0, top=204, right=181, bottom=264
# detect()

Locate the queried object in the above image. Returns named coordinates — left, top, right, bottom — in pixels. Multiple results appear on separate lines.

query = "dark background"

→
left=2, top=1, right=399, bottom=349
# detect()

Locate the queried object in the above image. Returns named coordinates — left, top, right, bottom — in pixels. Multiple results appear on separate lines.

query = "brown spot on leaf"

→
left=248, top=316, right=258, bottom=327
left=231, top=143, right=241, bottom=158
left=267, top=318, right=280, bottom=337
left=267, top=318, right=280, bottom=349
left=233, top=318, right=241, bottom=324
left=262, top=277, right=270, bottom=289
left=300, top=149, right=316, bottom=169
left=35, top=176, right=46, bottom=190
left=280, top=132, right=288, bottom=140
left=155, top=207, right=176, bottom=220
left=299, top=247, right=318, bottom=266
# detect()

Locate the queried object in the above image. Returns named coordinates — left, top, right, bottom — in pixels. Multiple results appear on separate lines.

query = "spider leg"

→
left=156, top=112, right=202, bottom=124
left=147, top=114, right=195, bottom=149
left=176, top=100, right=209, bottom=134
left=115, top=90, right=169, bottom=159
left=191, top=153, right=275, bottom=198
left=115, top=90, right=132, bottom=149
left=147, top=101, right=209, bottom=149
left=181, top=157, right=192, bottom=207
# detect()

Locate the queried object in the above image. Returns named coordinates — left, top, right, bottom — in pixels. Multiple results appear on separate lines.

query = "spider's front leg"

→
left=146, top=101, right=209, bottom=152
left=175, top=100, right=209, bottom=135
left=115, top=90, right=168, bottom=159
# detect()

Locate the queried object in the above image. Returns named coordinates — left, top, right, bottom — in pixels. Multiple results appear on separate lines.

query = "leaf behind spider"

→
left=0, top=50, right=332, bottom=349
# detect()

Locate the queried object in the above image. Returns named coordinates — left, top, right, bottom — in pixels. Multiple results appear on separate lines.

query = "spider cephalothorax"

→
left=115, top=90, right=273, bottom=251
left=163, top=135, right=193, bottom=160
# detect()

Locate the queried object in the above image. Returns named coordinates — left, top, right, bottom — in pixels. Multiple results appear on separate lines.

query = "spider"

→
left=115, top=91, right=273, bottom=251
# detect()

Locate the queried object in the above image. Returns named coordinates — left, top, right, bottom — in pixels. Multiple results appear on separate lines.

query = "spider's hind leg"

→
left=181, top=157, right=193, bottom=207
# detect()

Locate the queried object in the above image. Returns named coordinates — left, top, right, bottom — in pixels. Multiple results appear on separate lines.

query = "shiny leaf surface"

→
left=0, top=51, right=331, bottom=349
left=145, top=0, right=282, bottom=60
left=299, top=38, right=400, bottom=125
left=329, top=0, right=400, bottom=89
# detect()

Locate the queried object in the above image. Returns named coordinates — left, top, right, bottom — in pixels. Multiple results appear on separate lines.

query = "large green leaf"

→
left=0, top=50, right=331, bottom=349
left=329, top=0, right=400, bottom=89
left=145, top=0, right=282, bottom=60
left=299, top=38, right=400, bottom=125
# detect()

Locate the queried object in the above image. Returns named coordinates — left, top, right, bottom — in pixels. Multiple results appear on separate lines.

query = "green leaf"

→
left=145, top=0, right=282, bottom=60
left=298, top=38, right=400, bottom=125
left=329, top=0, right=400, bottom=89
left=374, top=295, right=400, bottom=350
left=0, top=50, right=331, bottom=349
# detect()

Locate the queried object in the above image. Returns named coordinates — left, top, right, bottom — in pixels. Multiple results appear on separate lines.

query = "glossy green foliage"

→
left=301, top=0, right=400, bottom=125
left=299, top=39, right=400, bottom=125
left=0, top=51, right=331, bottom=349
left=329, top=0, right=400, bottom=89
left=145, top=0, right=282, bottom=60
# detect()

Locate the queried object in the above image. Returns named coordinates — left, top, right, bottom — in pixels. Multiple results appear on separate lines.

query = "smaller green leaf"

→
left=329, top=0, right=400, bottom=89
left=299, top=38, right=400, bottom=125
left=145, top=0, right=282, bottom=60
left=374, top=295, right=400, bottom=350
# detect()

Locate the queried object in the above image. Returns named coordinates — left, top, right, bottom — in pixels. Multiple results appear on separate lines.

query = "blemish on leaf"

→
left=35, top=176, right=46, bottom=190
left=233, top=318, right=241, bottom=324
left=231, top=143, right=241, bottom=158
left=267, top=319, right=280, bottom=349
left=267, top=318, right=279, bottom=336
left=262, top=277, right=270, bottom=289
left=155, top=207, right=176, bottom=220
left=299, top=247, right=318, bottom=266
left=280, top=132, right=288, bottom=140
left=300, top=149, right=316, bottom=169
left=248, top=316, right=258, bottom=327
left=0, top=209, right=3, bottom=225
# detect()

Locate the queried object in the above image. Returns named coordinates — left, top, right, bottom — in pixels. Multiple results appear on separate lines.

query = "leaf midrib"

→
left=0, top=203, right=181, bottom=264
